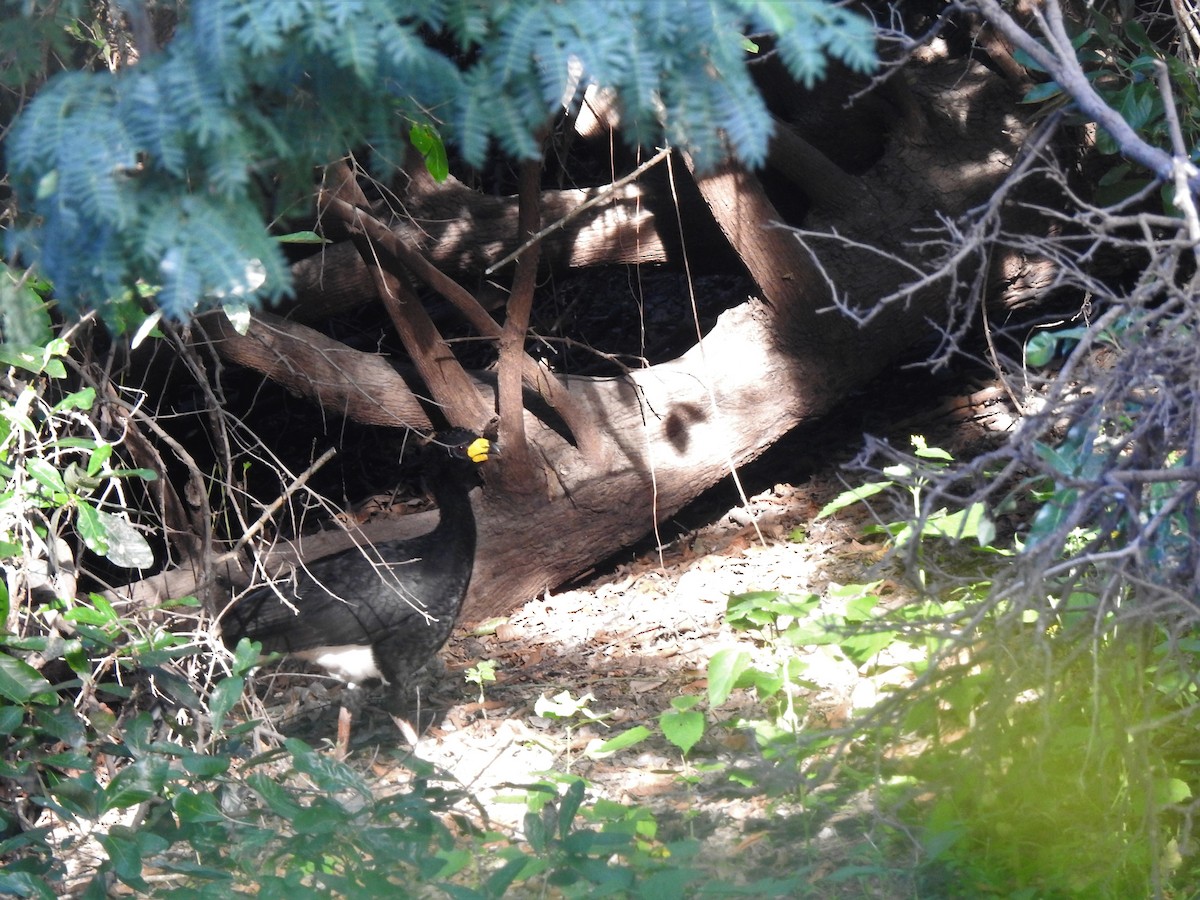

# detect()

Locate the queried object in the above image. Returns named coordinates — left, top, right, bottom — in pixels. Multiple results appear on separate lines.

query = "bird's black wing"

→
left=222, top=539, right=442, bottom=653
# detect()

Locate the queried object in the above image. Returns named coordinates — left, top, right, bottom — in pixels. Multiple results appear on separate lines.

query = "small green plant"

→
left=709, top=591, right=821, bottom=767
left=815, top=435, right=996, bottom=550
left=506, top=777, right=688, bottom=897
left=658, top=695, right=704, bottom=759
left=465, top=658, right=498, bottom=704
left=534, top=690, right=612, bottom=771
left=498, top=772, right=813, bottom=897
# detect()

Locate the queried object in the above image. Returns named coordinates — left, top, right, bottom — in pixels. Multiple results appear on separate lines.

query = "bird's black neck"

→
left=423, top=457, right=478, bottom=553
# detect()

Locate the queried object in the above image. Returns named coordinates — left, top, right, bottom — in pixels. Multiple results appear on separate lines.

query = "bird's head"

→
left=427, top=428, right=493, bottom=467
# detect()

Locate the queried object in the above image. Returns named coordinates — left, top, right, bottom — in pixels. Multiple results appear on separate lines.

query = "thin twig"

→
left=1154, top=59, right=1200, bottom=254
left=485, top=145, right=672, bottom=275
left=220, top=446, right=338, bottom=558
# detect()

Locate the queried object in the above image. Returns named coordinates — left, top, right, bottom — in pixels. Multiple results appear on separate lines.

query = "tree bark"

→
left=200, top=312, right=433, bottom=430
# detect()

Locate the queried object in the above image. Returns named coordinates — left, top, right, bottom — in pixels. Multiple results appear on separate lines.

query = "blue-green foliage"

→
left=6, top=0, right=876, bottom=323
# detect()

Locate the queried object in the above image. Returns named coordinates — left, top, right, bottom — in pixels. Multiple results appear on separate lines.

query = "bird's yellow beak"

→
left=467, top=437, right=491, bottom=464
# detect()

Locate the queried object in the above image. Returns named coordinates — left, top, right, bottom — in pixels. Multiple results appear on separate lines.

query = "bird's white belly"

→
left=294, top=645, right=383, bottom=686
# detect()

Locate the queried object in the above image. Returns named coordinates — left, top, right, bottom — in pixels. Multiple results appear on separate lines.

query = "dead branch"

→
left=496, top=156, right=545, bottom=491
left=316, top=190, right=605, bottom=462
left=198, top=310, right=434, bottom=430
left=326, top=197, right=495, bottom=430
left=485, top=145, right=672, bottom=275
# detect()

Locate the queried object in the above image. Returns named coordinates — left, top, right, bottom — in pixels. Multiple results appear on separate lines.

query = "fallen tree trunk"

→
left=113, top=50, right=1047, bottom=623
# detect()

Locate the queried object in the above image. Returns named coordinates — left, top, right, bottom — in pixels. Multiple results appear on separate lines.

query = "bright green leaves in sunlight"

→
left=410, top=122, right=449, bottom=182
left=659, top=695, right=705, bottom=756
left=816, top=436, right=997, bottom=550
left=1, top=337, right=157, bottom=577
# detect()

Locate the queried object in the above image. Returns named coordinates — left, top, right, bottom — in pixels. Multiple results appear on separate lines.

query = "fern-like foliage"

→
left=4, top=0, right=877, bottom=324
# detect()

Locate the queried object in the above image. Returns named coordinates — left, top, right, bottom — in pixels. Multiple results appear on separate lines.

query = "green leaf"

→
left=247, top=771, right=303, bottom=819
left=1155, top=777, right=1192, bottom=806
left=63, top=600, right=119, bottom=627
left=1013, top=44, right=1050, bottom=73
left=725, top=591, right=783, bottom=628
left=51, top=387, right=96, bottom=413
left=829, top=580, right=883, bottom=602
left=410, top=122, right=450, bottom=182
left=842, top=592, right=880, bottom=623
left=1022, top=80, right=1063, bottom=104
left=588, top=725, right=652, bottom=759
left=485, top=853, right=532, bottom=896
left=0, top=651, right=54, bottom=704
left=0, top=346, right=47, bottom=376
left=174, top=789, right=226, bottom=823
left=659, top=707, right=704, bottom=755
left=276, top=230, right=328, bottom=244
left=1025, top=330, right=1061, bottom=367
left=707, top=648, right=751, bottom=706
left=94, top=510, right=154, bottom=568
left=911, top=437, right=952, bottom=460
left=726, top=591, right=819, bottom=629
left=75, top=501, right=109, bottom=556
left=104, top=759, right=168, bottom=811
left=97, top=831, right=146, bottom=889
left=86, top=442, right=113, bottom=477
left=108, top=467, right=157, bottom=481
left=181, top=753, right=231, bottom=778
left=287, top=738, right=369, bottom=795
left=922, top=503, right=994, bottom=544
left=738, top=664, right=786, bottom=700
left=557, top=778, right=586, bottom=840
left=839, top=629, right=898, bottom=666
left=0, top=264, right=53, bottom=346
left=523, top=807, right=548, bottom=853
left=1124, top=19, right=1155, bottom=52
left=815, top=481, right=891, bottom=519
left=209, top=676, right=244, bottom=731
left=25, top=458, right=67, bottom=496
left=1027, top=489, right=1078, bottom=547
left=0, top=705, right=23, bottom=736
left=228, top=638, right=263, bottom=676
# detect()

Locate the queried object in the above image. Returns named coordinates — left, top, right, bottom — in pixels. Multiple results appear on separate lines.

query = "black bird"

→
left=221, top=429, right=492, bottom=688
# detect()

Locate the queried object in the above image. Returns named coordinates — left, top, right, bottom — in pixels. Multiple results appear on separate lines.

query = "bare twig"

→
left=1154, top=59, right=1200, bottom=254
left=221, top=446, right=338, bottom=558
left=484, top=145, right=672, bottom=275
